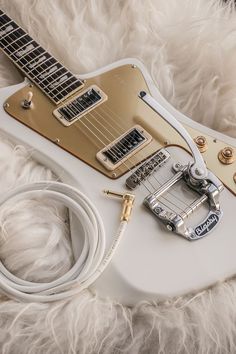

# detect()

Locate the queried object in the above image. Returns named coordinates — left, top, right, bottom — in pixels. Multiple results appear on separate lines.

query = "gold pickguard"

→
left=3, top=64, right=236, bottom=195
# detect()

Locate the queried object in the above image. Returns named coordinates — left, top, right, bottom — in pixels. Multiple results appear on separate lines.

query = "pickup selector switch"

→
left=218, top=147, right=235, bottom=165
left=21, top=91, right=33, bottom=109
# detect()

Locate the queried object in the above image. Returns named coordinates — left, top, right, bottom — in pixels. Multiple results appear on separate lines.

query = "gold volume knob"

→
left=218, top=147, right=235, bottom=165
left=194, top=136, right=208, bottom=153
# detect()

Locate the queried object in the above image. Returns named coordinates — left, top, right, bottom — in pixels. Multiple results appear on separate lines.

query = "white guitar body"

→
left=0, top=58, right=236, bottom=305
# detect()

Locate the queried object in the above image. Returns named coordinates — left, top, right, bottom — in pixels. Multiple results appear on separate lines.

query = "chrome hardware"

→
left=144, top=162, right=223, bottom=240
left=194, top=136, right=208, bottom=153
left=218, top=147, right=235, bottom=165
left=21, top=91, right=33, bottom=109
left=139, top=91, right=208, bottom=181
left=126, top=149, right=170, bottom=190
left=104, top=190, right=135, bottom=222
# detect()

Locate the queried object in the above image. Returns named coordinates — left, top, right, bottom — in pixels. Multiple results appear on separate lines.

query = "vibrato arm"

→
left=139, top=91, right=208, bottom=181
left=139, top=91, right=224, bottom=240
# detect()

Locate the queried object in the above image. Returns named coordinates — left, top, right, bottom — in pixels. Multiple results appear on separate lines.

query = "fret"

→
left=26, top=55, right=51, bottom=72
left=45, top=76, right=74, bottom=99
left=26, top=57, right=57, bottom=79
left=2, top=35, right=32, bottom=55
left=49, top=73, right=72, bottom=90
left=3, top=32, right=27, bottom=48
left=0, top=20, right=13, bottom=33
left=13, top=43, right=40, bottom=62
left=16, top=47, right=45, bottom=70
left=35, top=63, right=63, bottom=82
left=21, top=51, right=49, bottom=70
left=38, top=67, right=69, bottom=89
left=61, top=79, right=82, bottom=94
left=0, top=26, right=24, bottom=44
left=0, top=10, right=84, bottom=103
left=0, top=27, right=19, bottom=44
left=51, top=78, right=82, bottom=101
left=0, top=13, right=9, bottom=22
left=0, top=22, right=16, bottom=39
left=0, top=15, right=12, bottom=28
left=13, top=40, right=36, bottom=60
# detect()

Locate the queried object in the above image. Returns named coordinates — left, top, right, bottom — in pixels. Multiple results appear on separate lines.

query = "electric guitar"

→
left=0, top=9, right=236, bottom=305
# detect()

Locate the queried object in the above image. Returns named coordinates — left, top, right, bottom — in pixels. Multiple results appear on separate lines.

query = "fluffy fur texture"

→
left=0, top=0, right=236, bottom=353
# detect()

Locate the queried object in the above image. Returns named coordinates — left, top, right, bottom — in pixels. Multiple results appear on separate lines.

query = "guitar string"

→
left=70, top=89, right=192, bottom=211
left=0, top=24, right=157, bottom=197
left=0, top=17, right=81, bottom=102
left=95, top=103, right=191, bottom=208
left=112, top=71, right=201, bottom=215
left=54, top=89, right=191, bottom=213
left=0, top=22, right=165, bottom=180
left=88, top=101, right=191, bottom=209
left=0, top=29, right=192, bottom=215
left=0, top=24, right=160, bottom=199
left=0, top=18, right=196, bottom=215
left=52, top=93, right=192, bottom=214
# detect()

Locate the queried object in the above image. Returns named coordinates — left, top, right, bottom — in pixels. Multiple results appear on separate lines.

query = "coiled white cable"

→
left=0, top=181, right=128, bottom=302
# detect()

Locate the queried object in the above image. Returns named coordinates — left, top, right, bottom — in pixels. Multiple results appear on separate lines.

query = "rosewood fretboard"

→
left=0, top=10, right=83, bottom=103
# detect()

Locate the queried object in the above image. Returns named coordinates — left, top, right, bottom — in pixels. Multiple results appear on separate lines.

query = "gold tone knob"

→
left=194, top=136, right=208, bottom=153
left=218, top=147, right=235, bottom=165
left=234, top=173, right=236, bottom=184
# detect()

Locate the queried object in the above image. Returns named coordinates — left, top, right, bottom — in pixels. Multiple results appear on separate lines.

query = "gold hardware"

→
left=234, top=173, right=236, bottom=184
left=218, top=147, right=235, bottom=165
left=104, top=190, right=135, bottom=222
left=4, top=102, right=9, bottom=108
left=194, top=136, right=208, bottom=153
left=54, top=138, right=60, bottom=144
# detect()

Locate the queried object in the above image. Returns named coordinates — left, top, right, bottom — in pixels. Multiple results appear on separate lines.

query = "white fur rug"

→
left=0, top=0, right=236, bottom=353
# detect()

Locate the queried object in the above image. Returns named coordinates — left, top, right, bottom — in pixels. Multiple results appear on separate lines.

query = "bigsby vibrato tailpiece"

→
left=139, top=92, right=224, bottom=240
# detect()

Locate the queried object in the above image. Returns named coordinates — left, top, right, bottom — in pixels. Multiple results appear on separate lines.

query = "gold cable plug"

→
left=103, top=190, right=135, bottom=222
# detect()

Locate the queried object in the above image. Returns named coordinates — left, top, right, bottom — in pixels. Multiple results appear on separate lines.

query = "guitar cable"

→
left=0, top=181, right=134, bottom=302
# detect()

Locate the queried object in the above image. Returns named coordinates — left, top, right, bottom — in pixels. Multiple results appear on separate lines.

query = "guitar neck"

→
left=0, top=9, right=83, bottom=104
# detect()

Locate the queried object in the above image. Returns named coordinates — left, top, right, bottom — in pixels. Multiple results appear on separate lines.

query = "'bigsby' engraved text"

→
left=195, top=214, right=219, bottom=237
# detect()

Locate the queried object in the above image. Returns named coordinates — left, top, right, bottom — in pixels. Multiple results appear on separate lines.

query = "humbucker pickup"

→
left=96, top=125, right=152, bottom=171
left=53, top=85, right=107, bottom=126
left=126, top=149, right=170, bottom=189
